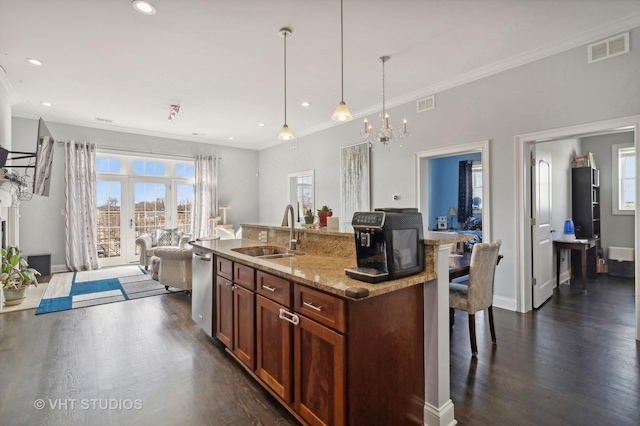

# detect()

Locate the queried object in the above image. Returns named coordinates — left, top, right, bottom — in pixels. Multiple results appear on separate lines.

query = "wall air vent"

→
left=417, top=95, right=435, bottom=113
left=588, top=32, right=629, bottom=64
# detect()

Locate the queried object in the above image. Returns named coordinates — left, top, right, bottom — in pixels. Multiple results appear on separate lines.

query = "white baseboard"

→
left=493, top=295, right=517, bottom=311
left=51, top=264, right=70, bottom=274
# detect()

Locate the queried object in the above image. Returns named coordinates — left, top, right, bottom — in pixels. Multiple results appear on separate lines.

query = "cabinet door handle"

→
left=262, top=284, right=277, bottom=292
left=225, top=282, right=233, bottom=288
left=303, top=301, right=322, bottom=312
left=278, top=308, right=299, bottom=325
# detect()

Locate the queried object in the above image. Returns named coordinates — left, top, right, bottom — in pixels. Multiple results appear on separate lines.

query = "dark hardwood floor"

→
left=451, top=274, right=640, bottom=426
left=0, top=292, right=298, bottom=426
left=0, top=274, right=637, bottom=425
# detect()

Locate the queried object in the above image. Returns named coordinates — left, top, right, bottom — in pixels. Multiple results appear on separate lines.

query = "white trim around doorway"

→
left=515, top=115, right=640, bottom=341
left=415, top=139, right=496, bottom=298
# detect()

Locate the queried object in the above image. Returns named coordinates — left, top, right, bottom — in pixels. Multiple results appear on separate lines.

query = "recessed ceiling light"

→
left=301, top=101, right=311, bottom=107
left=41, top=102, right=52, bottom=107
left=26, top=58, right=43, bottom=66
left=132, top=1, right=156, bottom=15
left=258, top=123, right=265, bottom=127
left=228, top=137, right=234, bottom=140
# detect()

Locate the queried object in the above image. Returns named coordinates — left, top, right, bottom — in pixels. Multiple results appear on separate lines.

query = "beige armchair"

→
left=154, top=246, right=193, bottom=294
left=135, top=230, right=191, bottom=270
left=449, top=239, right=502, bottom=356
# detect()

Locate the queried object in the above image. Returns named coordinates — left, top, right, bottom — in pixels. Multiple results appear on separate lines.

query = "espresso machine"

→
left=344, top=208, right=425, bottom=283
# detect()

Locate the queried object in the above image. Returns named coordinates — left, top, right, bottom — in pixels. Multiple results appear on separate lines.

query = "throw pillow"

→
left=157, top=228, right=181, bottom=246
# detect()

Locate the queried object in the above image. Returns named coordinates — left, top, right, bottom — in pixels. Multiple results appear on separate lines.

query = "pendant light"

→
left=277, top=28, right=295, bottom=141
left=331, top=0, right=353, bottom=122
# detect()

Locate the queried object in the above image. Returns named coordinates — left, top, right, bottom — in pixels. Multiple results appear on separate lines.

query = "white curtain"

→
left=64, top=141, right=99, bottom=271
left=192, top=155, right=219, bottom=239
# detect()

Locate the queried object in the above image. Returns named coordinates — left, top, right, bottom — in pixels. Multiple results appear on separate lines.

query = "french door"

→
left=97, top=178, right=181, bottom=267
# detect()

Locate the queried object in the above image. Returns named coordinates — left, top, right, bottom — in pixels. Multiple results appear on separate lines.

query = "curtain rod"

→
left=55, top=141, right=221, bottom=161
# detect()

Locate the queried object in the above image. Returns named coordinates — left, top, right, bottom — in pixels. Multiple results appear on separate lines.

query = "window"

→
left=133, top=160, right=165, bottom=176
left=612, top=143, right=635, bottom=215
left=176, top=163, right=194, bottom=177
left=96, top=157, right=121, bottom=173
left=472, top=163, right=482, bottom=211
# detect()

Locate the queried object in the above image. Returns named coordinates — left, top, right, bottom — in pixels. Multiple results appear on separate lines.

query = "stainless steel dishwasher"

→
left=191, top=247, right=215, bottom=337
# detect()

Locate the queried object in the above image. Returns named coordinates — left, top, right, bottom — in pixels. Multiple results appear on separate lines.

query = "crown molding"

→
left=295, top=14, right=640, bottom=141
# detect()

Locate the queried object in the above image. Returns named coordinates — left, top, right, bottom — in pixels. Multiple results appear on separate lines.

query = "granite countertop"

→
left=191, top=233, right=469, bottom=301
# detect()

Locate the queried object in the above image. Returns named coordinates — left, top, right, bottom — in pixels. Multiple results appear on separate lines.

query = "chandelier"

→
left=361, top=56, right=409, bottom=148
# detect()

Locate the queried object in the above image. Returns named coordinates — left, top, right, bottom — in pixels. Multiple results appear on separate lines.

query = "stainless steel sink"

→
left=231, top=245, right=305, bottom=259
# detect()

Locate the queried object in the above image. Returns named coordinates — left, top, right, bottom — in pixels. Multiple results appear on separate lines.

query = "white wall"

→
left=258, top=27, right=640, bottom=308
left=11, top=117, right=260, bottom=269
left=581, top=132, right=636, bottom=254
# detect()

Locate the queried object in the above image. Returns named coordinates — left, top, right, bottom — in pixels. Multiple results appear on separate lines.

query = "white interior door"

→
left=532, top=148, right=554, bottom=308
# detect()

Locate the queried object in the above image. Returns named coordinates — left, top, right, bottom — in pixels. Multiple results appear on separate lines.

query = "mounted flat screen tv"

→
left=33, top=118, right=54, bottom=197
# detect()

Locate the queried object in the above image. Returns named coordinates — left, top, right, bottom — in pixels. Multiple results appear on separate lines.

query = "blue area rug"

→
left=36, top=265, right=168, bottom=315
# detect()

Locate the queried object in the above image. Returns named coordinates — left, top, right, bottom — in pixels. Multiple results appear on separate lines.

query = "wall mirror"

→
left=288, top=170, right=314, bottom=222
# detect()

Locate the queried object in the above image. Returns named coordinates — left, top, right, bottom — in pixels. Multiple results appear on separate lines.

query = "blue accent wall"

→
left=428, top=152, right=481, bottom=230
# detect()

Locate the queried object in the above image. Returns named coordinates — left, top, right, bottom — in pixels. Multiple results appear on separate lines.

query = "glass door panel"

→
left=96, top=179, right=125, bottom=266
left=176, top=183, right=194, bottom=234
left=133, top=182, right=167, bottom=259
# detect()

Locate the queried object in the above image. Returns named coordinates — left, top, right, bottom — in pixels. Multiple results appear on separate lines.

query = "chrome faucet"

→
left=281, top=204, right=299, bottom=250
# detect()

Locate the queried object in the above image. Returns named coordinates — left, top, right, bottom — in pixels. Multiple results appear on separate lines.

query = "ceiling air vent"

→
left=417, top=95, right=435, bottom=113
left=588, top=32, right=629, bottom=64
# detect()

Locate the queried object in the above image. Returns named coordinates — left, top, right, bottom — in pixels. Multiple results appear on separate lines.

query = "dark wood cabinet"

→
left=294, top=313, right=345, bottom=426
left=571, top=167, right=601, bottom=279
left=216, top=256, right=256, bottom=370
left=216, top=275, right=234, bottom=348
left=233, top=285, right=255, bottom=369
left=256, top=294, right=293, bottom=402
left=214, top=256, right=424, bottom=426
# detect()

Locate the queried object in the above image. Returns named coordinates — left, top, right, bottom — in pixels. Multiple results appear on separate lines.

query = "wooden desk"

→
left=554, top=239, right=597, bottom=291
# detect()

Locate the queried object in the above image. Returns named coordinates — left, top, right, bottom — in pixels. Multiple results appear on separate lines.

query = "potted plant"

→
left=1, top=246, right=40, bottom=306
left=304, top=209, right=315, bottom=225
left=317, top=205, right=333, bottom=226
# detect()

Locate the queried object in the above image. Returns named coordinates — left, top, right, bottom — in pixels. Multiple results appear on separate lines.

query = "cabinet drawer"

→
left=216, top=257, right=233, bottom=280
left=294, top=284, right=346, bottom=333
left=234, top=263, right=255, bottom=290
left=256, top=271, right=291, bottom=307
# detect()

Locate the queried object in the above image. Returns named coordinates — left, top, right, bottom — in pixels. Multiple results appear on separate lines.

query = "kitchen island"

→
left=191, top=225, right=468, bottom=426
